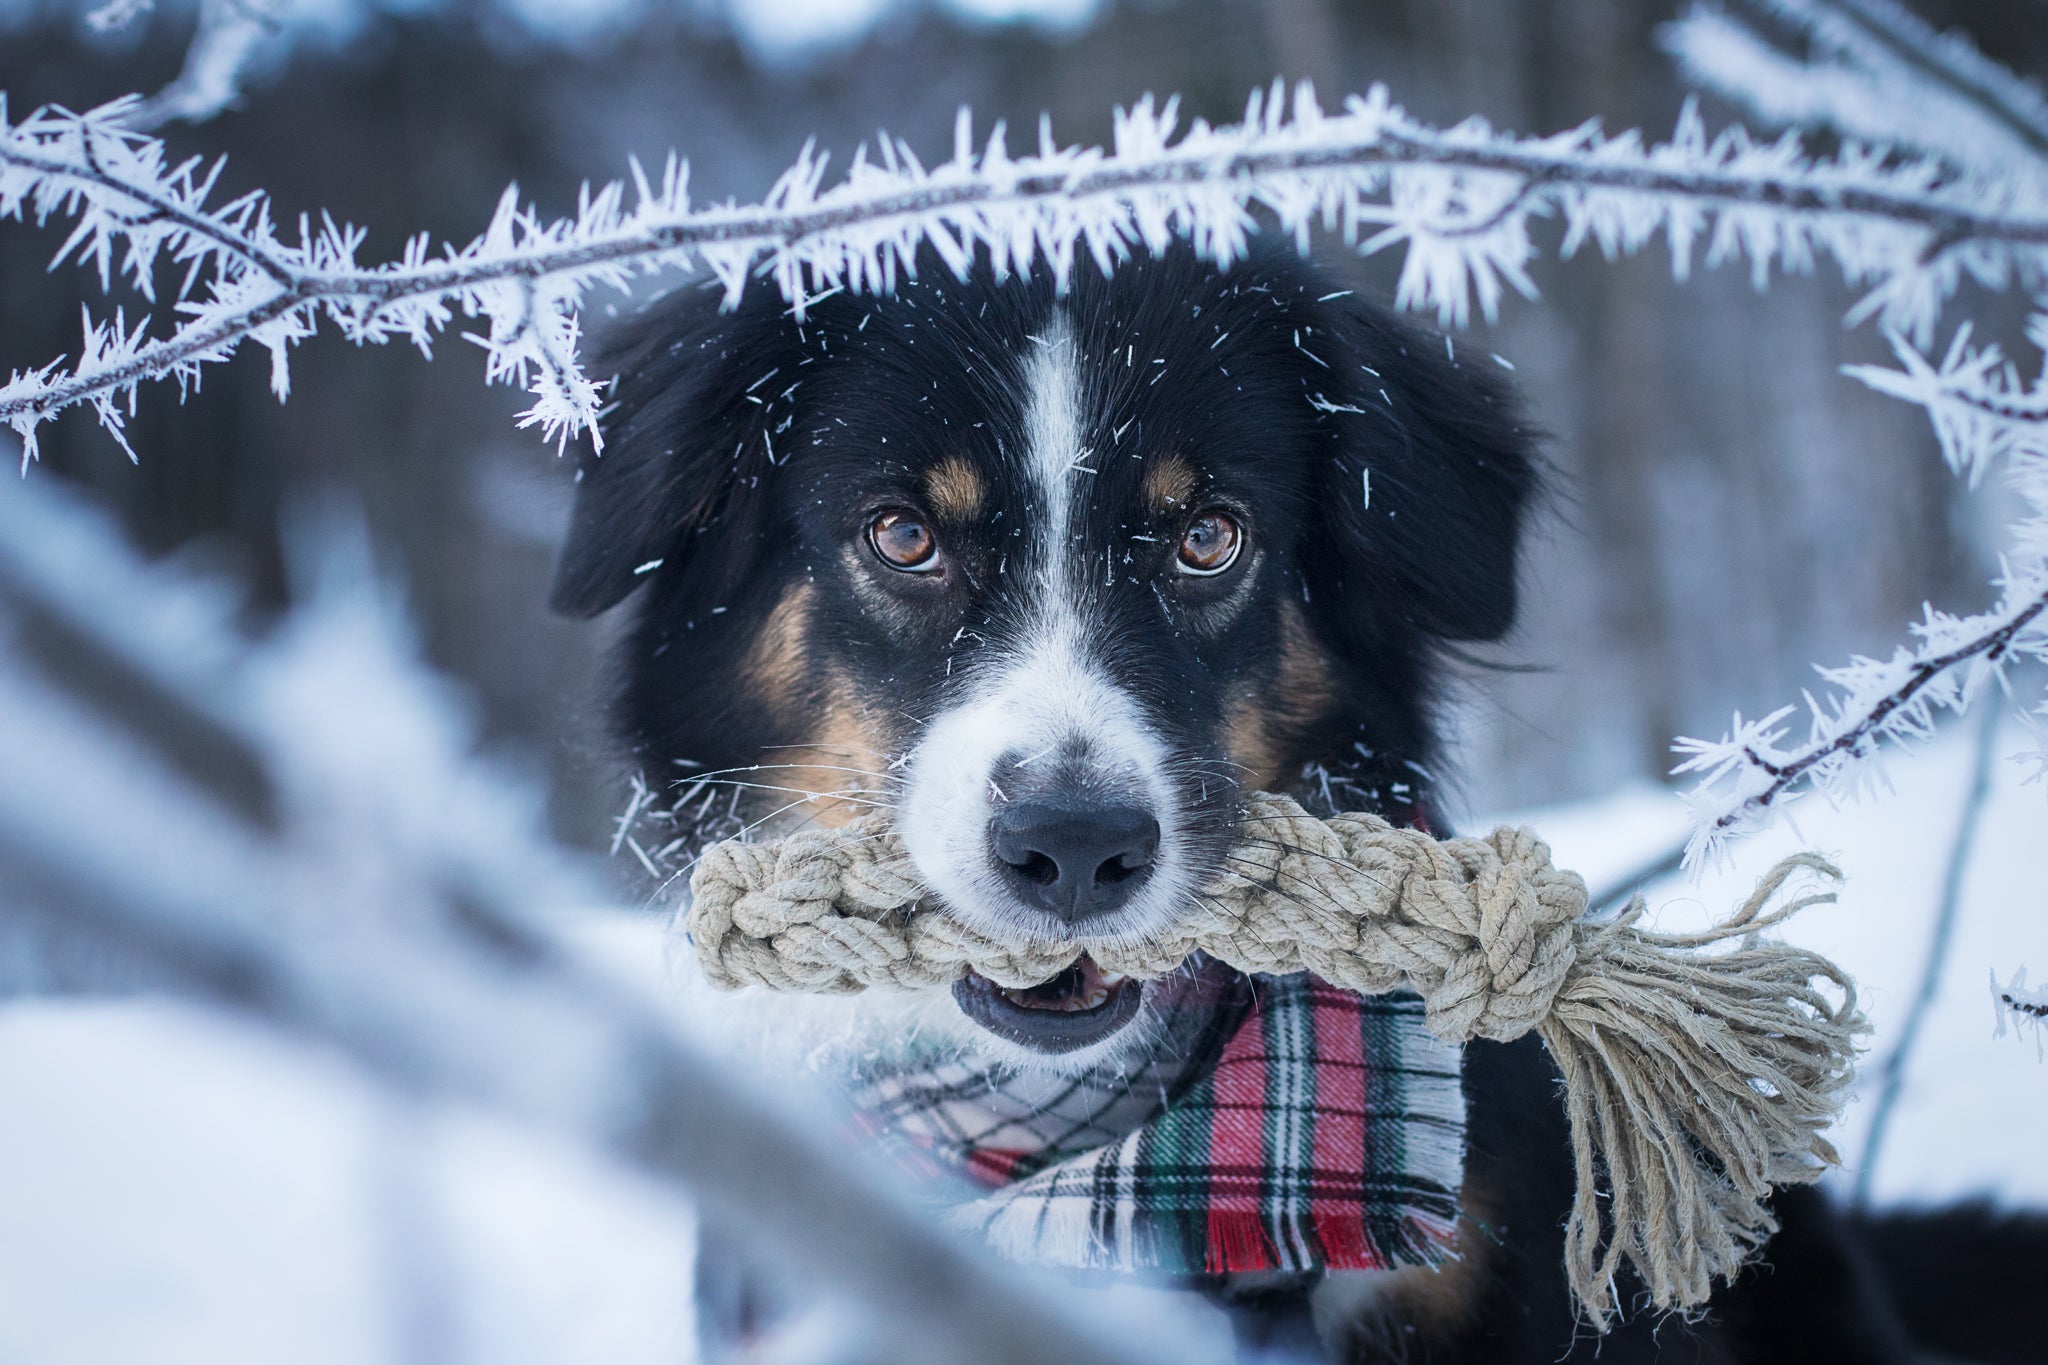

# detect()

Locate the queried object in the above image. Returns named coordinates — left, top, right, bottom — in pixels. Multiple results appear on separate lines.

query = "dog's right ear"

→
left=549, top=283, right=797, bottom=619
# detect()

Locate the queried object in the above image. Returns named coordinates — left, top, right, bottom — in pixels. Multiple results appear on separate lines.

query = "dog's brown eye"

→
left=868, top=508, right=940, bottom=572
left=1176, top=511, right=1243, bottom=575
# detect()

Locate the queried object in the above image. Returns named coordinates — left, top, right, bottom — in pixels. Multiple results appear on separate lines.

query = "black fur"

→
left=553, top=242, right=2042, bottom=1363
left=554, top=242, right=1531, bottom=830
left=1850, top=1204, right=2048, bottom=1365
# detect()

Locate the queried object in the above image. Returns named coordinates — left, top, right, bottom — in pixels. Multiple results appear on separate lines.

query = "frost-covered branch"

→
left=8, top=81, right=2048, bottom=461
left=1660, top=1, right=2048, bottom=857
left=1992, top=968, right=2048, bottom=1060
left=1674, top=576, right=2048, bottom=864
left=1846, top=322, right=2048, bottom=560
left=1666, top=0, right=2048, bottom=178
left=7, top=26, right=2048, bottom=861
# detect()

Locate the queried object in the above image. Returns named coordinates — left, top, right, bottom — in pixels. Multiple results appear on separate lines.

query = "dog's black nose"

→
left=988, top=800, right=1160, bottom=926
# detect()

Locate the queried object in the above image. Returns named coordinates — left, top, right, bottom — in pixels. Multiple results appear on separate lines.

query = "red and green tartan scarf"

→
left=853, top=973, right=1467, bottom=1277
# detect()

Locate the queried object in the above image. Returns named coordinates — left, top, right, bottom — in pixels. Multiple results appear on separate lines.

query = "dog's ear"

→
left=1299, top=298, right=1537, bottom=646
left=549, top=283, right=797, bottom=619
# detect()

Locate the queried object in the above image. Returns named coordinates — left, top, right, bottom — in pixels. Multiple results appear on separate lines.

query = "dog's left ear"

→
left=549, top=282, right=797, bottom=619
left=1300, top=297, right=1537, bottom=645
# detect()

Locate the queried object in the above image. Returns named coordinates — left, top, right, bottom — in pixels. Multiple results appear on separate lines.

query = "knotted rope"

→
left=685, top=790, right=1863, bottom=1326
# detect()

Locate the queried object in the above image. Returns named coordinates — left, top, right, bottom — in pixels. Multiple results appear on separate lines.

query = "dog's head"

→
left=554, top=243, right=1535, bottom=1070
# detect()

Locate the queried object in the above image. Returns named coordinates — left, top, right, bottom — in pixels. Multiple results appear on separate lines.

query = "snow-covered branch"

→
left=8, top=80, right=2048, bottom=462
left=1845, top=323, right=2048, bottom=563
left=1674, top=576, right=2048, bottom=865
left=1659, top=1, right=2048, bottom=856
left=1666, top=0, right=2048, bottom=182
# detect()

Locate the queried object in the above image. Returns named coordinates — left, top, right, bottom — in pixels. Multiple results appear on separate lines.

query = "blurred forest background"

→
left=5, top=0, right=2044, bottom=862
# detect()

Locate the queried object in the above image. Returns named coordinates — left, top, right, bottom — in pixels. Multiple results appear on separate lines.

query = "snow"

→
left=0, top=994, right=698, bottom=1365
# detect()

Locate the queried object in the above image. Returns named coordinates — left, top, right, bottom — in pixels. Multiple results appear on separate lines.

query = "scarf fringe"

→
left=964, top=1200, right=1462, bottom=1276
left=902, top=979, right=1469, bottom=1279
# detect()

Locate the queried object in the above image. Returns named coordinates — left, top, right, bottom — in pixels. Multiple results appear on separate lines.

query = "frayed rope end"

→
left=1547, top=854, right=1860, bottom=1326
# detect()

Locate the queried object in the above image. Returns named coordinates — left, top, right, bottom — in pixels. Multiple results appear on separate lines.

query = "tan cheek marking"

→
left=742, top=581, right=816, bottom=714
left=924, top=457, right=987, bottom=523
left=1143, top=454, right=1199, bottom=516
left=759, top=670, right=893, bottom=831
left=1223, top=601, right=1340, bottom=792
left=1223, top=704, right=1286, bottom=794
left=745, top=584, right=881, bottom=829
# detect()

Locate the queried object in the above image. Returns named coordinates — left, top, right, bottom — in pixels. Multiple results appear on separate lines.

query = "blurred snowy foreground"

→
left=0, top=471, right=2042, bottom=1365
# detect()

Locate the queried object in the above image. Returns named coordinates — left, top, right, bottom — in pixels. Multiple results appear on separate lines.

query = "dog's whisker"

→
left=674, top=777, right=897, bottom=808
left=1229, top=831, right=1398, bottom=895
left=660, top=790, right=895, bottom=879
left=664, top=760, right=901, bottom=787
left=1216, top=850, right=1375, bottom=923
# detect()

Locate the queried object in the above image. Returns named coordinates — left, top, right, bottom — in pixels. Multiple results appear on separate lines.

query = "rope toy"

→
left=685, top=790, right=1863, bottom=1326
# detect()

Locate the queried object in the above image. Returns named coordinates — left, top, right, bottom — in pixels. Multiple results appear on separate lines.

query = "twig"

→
left=1991, top=968, right=2048, bottom=1060
left=1676, top=580, right=2048, bottom=863
left=1763, top=0, right=2048, bottom=156
left=1725, top=593, right=2039, bottom=820
left=1853, top=701, right=2001, bottom=1207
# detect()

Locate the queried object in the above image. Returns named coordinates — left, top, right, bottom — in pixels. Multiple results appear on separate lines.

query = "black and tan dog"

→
left=552, top=241, right=2041, bottom=1364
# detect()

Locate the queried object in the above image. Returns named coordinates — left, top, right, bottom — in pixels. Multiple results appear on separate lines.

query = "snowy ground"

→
left=1, top=719, right=2042, bottom=1363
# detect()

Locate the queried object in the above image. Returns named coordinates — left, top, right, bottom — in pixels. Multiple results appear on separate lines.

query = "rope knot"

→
left=1394, top=826, right=1585, bottom=1043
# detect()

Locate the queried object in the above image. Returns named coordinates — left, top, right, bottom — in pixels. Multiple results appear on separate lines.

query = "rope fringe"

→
left=686, top=791, right=1863, bottom=1326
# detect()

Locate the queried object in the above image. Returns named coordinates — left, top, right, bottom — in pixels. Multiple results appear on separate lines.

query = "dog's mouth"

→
left=951, top=956, right=1145, bottom=1054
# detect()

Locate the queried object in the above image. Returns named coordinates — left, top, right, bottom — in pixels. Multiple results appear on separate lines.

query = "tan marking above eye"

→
left=923, top=457, right=987, bottom=522
left=1176, top=510, right=1243, bottom=575
left=868, top=508, right=941, bottom=571
left=1143, top=454, right=1199, bottom=513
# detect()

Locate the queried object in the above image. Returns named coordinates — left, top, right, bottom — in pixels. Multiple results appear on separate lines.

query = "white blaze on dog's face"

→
left=551, top=243, right=1536, bottom=1072
left=900, top=320, right=1196, bottom=951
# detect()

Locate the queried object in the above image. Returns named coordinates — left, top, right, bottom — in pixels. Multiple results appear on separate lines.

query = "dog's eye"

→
left=867, top=508, right=941, bottom=572
left=1175, top=511, right=1243, bottom=576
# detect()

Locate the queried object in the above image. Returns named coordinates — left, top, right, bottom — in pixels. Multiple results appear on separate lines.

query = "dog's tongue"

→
left=996, top=956, right=1131, bottom=1013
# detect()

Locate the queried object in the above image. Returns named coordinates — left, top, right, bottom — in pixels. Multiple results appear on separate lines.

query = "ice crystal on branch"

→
left=1992, top=968, right=2048, bottom=1060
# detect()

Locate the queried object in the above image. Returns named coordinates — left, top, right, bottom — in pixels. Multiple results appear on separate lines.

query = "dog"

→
left=551, top=241, right=2042, bottom=1363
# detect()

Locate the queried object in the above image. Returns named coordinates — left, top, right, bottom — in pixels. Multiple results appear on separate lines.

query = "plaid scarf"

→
left=854, top=974, right=1466, bottom=1277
